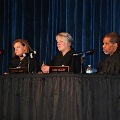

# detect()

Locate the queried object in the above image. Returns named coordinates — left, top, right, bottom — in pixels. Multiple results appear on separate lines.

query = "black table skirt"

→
left=0, top=73, right=120, bottom=120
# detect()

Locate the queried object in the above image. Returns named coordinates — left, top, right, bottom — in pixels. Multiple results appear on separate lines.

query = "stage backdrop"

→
left=0, top=0, right=120, bottom=74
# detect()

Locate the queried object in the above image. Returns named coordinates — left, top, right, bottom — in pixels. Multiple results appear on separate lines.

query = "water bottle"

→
left=86, top=65, right=93, bottom=73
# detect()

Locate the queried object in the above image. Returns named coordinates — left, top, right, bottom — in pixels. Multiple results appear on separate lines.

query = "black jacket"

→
left=48, top=49, right=85, bottom=73
left=97, top=50, right=120, bottom=74
left=9, top=56, right=39, bottom=73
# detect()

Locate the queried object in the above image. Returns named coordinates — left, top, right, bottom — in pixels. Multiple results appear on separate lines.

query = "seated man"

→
left=41, top=32, right=85, bottom=74
left=97, top=32, right=120, bottom=74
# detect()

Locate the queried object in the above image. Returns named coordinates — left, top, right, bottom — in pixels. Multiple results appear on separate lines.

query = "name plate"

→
left=9, top=67, right=28, bottom=74
left=49, top=66, right=69, bottom=73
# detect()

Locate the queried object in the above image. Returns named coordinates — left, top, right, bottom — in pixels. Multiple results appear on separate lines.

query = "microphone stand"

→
left=80, top=56, right=83, bottom=73
left=73, top=53, right=84, bottom=74
left=27, top=52, right=36, bottom=73
left=23, top=52, right=36, bottom=73
left=27, top=56, right=30, bottom=73
left=80, top=54, right=85, bottom=74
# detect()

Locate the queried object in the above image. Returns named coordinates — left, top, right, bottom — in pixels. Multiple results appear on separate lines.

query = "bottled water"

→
left=86, top=65, right=93, bottom=73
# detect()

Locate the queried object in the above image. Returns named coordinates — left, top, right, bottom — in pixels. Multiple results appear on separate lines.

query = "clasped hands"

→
left=41, top=63, right=50, bottom=73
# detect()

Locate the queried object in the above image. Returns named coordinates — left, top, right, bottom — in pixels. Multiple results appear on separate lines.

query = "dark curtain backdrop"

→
left=0, top=0, right=120, bottom=74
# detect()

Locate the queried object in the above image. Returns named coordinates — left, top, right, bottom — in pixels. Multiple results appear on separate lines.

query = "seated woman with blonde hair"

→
left=9, top=39, right=40, bottom=73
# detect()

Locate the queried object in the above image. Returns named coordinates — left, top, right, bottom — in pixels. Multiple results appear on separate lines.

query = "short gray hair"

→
left=56, top=32, right=73, bottom=44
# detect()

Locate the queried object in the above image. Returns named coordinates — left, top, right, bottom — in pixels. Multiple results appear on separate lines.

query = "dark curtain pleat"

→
left=0, top=74, right=120, bottom=120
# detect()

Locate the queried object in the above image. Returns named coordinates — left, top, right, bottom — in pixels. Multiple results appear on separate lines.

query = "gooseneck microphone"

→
left=22, top=51, right=37, bottom=73
left=23, top=51, right=36, bottom=58
left=73, top=49, right=94, bottom=56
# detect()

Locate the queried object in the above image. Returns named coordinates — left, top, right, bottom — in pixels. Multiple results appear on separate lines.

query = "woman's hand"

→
left=41, top=63, right=50, bottom=73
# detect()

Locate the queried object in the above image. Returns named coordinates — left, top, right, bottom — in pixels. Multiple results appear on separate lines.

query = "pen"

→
left=42, top=61, right=45, bottom=66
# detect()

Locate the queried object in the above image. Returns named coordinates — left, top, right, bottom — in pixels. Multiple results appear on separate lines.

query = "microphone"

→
left=29, top=51, right=36, bottom=54
left=23, top=51, right=37, bottom=58
left=0, top=50, right=4, bottom=55
left=73, top=49, right=94, bottom=56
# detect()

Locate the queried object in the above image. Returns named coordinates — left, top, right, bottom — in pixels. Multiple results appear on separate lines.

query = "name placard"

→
left=9, top=67, right=28, bottom=74
left=49, top=66, right=69, bottom=73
